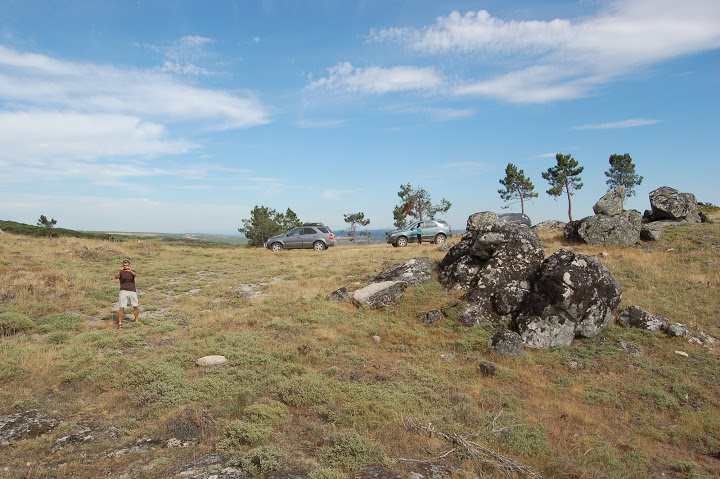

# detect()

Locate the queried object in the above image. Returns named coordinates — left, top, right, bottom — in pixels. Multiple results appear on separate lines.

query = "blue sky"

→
left=1, top=0, right=718, bottom=234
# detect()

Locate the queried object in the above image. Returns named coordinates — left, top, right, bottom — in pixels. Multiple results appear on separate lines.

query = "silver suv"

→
left=386, top=219, right=452, bottom=247
left=264, top=223, right=337, bottom=252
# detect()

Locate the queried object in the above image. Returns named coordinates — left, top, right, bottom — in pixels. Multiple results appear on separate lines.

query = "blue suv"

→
left=386, top=219, right=452, bottom=247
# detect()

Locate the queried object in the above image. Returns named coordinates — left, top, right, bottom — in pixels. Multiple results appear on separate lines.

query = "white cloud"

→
left=150, top=35, right=215, bottom=76
left=571, top=118, right=663, bottom=130
left=368, top=0, right=720, bottom=103
left=0, top=44, right=271, bottom=128
left=322, top=188, right=360, bottom=200
left=307, top=61, right=444, bottom=94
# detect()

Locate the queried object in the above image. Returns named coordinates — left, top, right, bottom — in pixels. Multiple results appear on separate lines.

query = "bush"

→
left=0, top=311, right=35, bottom=336
left=164, top=406, right=216, bottom=440
left=38, top=313, right=83, bottom=333
left=317, top=430, right=383, bottom=470
left=243, top=401, right=288, bottom=426
left=231, top=444, right=285, bottom=475
left=220, top=420, right=272, bottom=448
left=277, top=373, right=332, bottom=407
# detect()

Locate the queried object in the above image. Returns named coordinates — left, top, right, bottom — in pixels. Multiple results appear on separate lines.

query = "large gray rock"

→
left=1, top=410, right=59, bottom=446
left=373, top=257, right=432, bottom=285
left=640, top=225, right=662, bottom=241
left=593, top=186, right=625, bottom=216
left=649, top=186, right=697, bottom=220
left=438, top=222, right=544, bottom=320
left=513, top=249, right=622, bottom=348
left=439, top=223, right=543, bottom=290
left=351, top=281, right=408, bottom=309
left=616, top=305, right=669, bottom=331
left=566, top=211, right=641, bottom=247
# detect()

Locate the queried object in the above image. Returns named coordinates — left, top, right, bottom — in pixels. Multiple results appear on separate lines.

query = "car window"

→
left=288, top=228, right=302, bottom=236
left=317, top=227, right=329, bottom=234
left=425, top=221, right=437, bottom=227
left=302, top=227, right=316, bottom=235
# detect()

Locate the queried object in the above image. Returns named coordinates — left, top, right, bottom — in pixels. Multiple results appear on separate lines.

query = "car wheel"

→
left=434, top=233, right=446, bottom=244
left=396, top=236, right=408, bottom=247
left=313, top=241, right=326, bottom=251
left=270, top=242, right=283, bottom=252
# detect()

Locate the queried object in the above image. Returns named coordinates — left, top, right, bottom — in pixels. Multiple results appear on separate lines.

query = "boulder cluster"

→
left=565, top=185, right=710, bottom=246
left=437, top=212, right=622, bottom=349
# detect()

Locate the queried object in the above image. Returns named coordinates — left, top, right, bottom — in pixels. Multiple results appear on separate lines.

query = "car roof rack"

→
left=303, top=222, right=324, bottom=226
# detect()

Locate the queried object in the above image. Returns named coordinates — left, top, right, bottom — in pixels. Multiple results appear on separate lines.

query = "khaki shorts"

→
left=119, top=290, right=138, bottom=308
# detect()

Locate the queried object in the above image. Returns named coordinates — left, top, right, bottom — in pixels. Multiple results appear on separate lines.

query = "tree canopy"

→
left=604, top=153, right=643, bottom=202
left=498, top=163, right=538, bottom=214
left=238, top=206, right=302, bottom=247
left=393, top=183, right=451, bottom=229
left=542, top=153, right=584, bottom=221
left=37, top=215, right=57, bottom=238
left=343, top=212, right=371, bottom=244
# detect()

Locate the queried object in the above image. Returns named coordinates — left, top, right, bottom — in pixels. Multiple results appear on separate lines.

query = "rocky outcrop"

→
left=565, top=187, right=641, bottom=247
left=616, top=305, right=669, bottom=331
left=351, top=281, right=408, bottom=309
left=1, top=410, right=59, bottom=446
left=374, top=257, right=432, bottom=285
left=513, top=249, right=622, bottom=348
left=649, top=186, right=697, bottom=220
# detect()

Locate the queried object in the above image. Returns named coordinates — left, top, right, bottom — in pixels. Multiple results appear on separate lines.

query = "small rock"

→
left=667, top=323, right=690, bottom=337
left=196, top=355, right=228, bottom=367
left=615, top=341, right=644, bottom=356
left=423, top=309, right=442, bottom=325
left=675, top=350, right=689, bottom=358
left=478, top=361, right=499, bottom=376
left=689, top=337, right=703, bottom=345
left=440, top=353, right=455, bottom=361
left=371, top=335, right=381, bottom=343
left=488, top=329, right=524, bottom=356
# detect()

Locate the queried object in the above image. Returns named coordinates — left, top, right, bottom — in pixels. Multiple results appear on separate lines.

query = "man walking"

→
left=416, top=222, right=424, bottom=245
left=115, top=259, right=139, bottom=329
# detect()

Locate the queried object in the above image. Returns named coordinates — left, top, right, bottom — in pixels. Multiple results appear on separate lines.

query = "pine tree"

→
left=343, top=212, right=371, bottom=244
left=498, top=163, right=538, bottom=214
left=37, top=215, right=57, bottom=238
left=604, top=153, right=643, bottom=203
left=542, top=153, right=584, bottom=221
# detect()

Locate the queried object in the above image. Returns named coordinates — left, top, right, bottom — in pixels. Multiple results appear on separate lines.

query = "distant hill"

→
left=0, top=220, right=106, bottom=239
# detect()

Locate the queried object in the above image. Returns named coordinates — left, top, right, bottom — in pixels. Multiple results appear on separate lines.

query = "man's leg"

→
left=118, top=307, right=124, bottom=328
left=133, top=307, right=139, bottom=322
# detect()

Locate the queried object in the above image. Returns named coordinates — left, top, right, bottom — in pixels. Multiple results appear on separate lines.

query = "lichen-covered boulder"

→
left=512, top=249, right=622, bottom=348
left=567, top=211, right=641, bottom=247
left=649, top=186, right=697, bottom=220
left=593, top=186, right=625, bottom=216
left=488, top=329, right=524, bottom=356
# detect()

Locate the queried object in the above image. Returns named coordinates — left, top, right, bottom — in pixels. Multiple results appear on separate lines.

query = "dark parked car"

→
left=498, top=213, right=532, bottom=226
left=264, top=223, right=337, bottom=252
left=386, top=219, right=452, bottom=247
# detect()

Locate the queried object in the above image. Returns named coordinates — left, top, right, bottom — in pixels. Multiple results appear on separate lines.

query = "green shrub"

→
left=230, top=444, right=285, bottom=475
left=46, top=331, right=71, bottom=344
left=317, top=430, right=382, bottom=470
left=277, top=373, right=333, bottom=407
left=0, top=361, right=28, bottom=382
left=243, top=401, right=288, bottom=426
left=0, top=312, right=35, bottom=336
left=122, top=359, right=188, bottom=408
left=222, top=420, right=272, bottom=446
left=38, top=313, right=83, bottom=333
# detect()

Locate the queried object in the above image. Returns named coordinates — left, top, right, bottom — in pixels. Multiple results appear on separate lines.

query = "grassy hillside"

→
left=0, top=213, right=718, bottom=478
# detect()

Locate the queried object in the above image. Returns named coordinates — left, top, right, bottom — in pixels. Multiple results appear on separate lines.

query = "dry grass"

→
left=0, top=216, right=719, bottom=479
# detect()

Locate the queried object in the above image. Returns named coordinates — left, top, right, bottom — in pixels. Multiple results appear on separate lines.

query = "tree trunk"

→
left=564, top=180, right=573, bottom=221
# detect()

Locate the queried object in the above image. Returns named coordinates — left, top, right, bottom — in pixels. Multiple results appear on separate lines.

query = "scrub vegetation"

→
left=0, top=209, right=718, bottom=478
